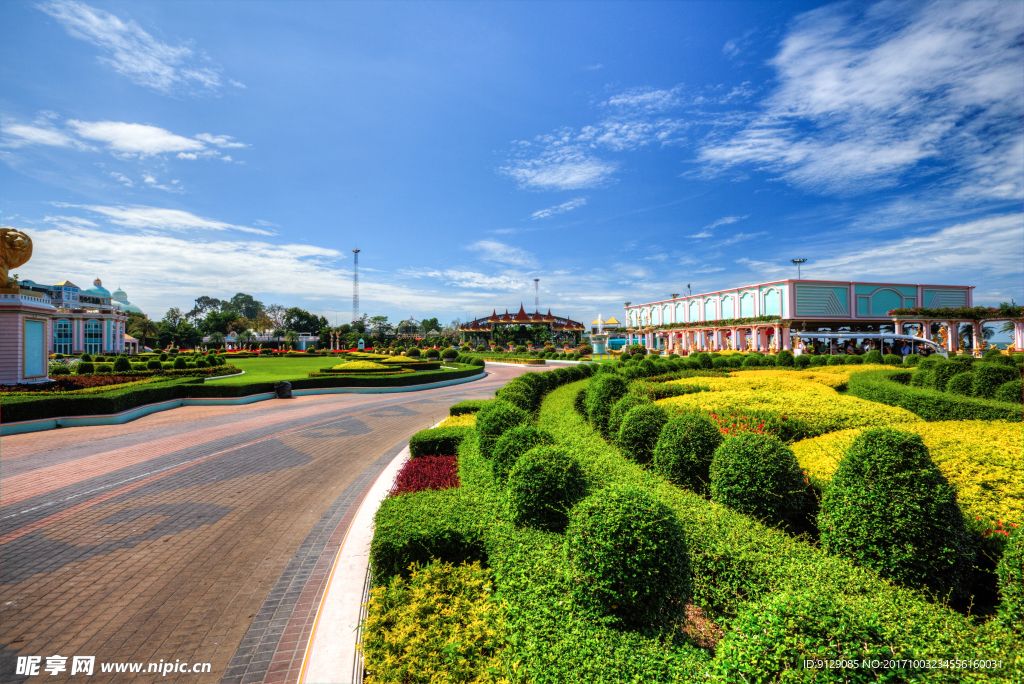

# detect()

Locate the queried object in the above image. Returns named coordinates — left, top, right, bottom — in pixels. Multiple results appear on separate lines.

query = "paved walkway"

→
left=0, top=366, right=531, bottom=683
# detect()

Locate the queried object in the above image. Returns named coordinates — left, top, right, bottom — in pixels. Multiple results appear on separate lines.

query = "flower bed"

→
left=391, top=455, right=460, bottom=496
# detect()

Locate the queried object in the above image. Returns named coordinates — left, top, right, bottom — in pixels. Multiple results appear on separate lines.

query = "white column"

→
left=781, top=327, right=792, bottom=351
left=946, top=321, right=956, bottom=352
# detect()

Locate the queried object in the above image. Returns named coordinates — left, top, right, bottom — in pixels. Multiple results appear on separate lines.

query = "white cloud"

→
left=1, top=121, right=87, bottom=150
left=501, top=145, right=616, bottom=191
left=687, top=231, right=712, bottom=239
left=68, top=120, right=205, bottom=157
left=108, top=171, right=133, bottom=187
left=605, top=86, right=683, bottom=113
left=698, top=1, right=1024, bottom=200
left=703, top=214, right=749, bottom=231
left=141, top=174, right=183, bottom=193
left=531, top=198, right=587, bottom=220
left=194, top=133, right=248, bottom=149
left=402, top=269, right=525, bottom=291
left=38, top=0, right=224, bottom=95
left=229, top=79, right=247, bottom=88
left=253, top=219, right=280, bottom=227
left=51, top=204, right=274, bottom=235
left=466, top=240, right=537, bottom=268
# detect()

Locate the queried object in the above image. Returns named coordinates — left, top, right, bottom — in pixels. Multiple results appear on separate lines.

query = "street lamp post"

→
left=790, top=258, right=807, bottom=280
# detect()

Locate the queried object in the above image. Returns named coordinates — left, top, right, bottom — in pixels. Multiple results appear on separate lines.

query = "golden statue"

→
left=0, top=227, right=33, bottom=291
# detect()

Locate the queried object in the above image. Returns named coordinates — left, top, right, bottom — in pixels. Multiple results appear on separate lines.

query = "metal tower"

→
left=534, top=278, right=540, bottom=310
left=352, top=249, right=360, bottom=322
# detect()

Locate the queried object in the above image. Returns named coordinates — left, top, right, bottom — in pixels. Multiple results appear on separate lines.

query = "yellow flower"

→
left=439, top=414, right=477, bottom=428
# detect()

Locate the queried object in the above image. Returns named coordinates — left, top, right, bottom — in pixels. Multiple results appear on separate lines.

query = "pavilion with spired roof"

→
left=459, top=305, right=586, bottom=347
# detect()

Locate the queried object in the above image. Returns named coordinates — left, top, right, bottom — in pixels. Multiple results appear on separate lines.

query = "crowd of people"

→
left=794, top=337, right=937, bottom=357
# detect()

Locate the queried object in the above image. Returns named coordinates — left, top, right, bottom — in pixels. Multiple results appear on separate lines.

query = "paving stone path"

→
left=0, top=366, right=533, bottom=683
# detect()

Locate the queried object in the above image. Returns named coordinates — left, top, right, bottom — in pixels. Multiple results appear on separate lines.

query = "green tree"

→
left=282, top=307, right=321, bottom=333
left=163, top=307, right=184, bottom=328
left=208, top=331, right=226, bottom=348
left=420, top=317, right=440, bottom=334
left=285, top=330, right=300, bottom=350
left=227, top=293, right=264, bottom=320
left=128, top=318, right=159, bottom=350
left=177, top=321, right=202, bottom=348
left=369, top=315, right=391, bottom=337
left=201, top=310, right=240, bottom=335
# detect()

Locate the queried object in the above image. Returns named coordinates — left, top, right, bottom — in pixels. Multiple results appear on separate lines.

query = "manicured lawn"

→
left=208, top=356, right=336, bottom=384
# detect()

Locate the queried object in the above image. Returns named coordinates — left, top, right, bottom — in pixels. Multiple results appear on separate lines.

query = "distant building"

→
left=18, top=277, right=133, bottom=355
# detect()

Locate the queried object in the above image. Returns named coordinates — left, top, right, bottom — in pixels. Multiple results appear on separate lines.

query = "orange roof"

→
left=487, top=309, right=500, bottom=322
left=470, top=320, right=480, bottom=329
left=500, top=309, right=512, bottom=322
left=544, top=309, right=556, bottom=322
left=512, top=304, right=532, bottom=322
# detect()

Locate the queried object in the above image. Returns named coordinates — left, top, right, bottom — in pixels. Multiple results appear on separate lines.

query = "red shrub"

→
left=391, top=455, right=459, bottom=496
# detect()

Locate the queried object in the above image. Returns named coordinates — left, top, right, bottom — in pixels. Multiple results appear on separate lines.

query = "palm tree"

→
left=285, top=330, right=300, bottom=350
left=128, top=318, right=159, bottom=351
left=208, top=331, right=226, bottom=348
left=238, top=330, right=256, bottom=348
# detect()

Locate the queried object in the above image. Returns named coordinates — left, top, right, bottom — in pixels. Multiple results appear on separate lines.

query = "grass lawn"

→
left=209, top=356, right=335, bottom=384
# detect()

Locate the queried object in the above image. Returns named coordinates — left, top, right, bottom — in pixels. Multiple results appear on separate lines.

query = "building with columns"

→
left=625, top=280, right=1024, bottom=355
left=17, top=277, right=132, bottom=355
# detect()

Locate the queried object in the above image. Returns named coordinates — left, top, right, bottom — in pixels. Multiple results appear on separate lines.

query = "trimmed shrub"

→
left=995, top=379, right=1023, bottom=404
left=573, top=386, right=587, bottom=415
left=972, top=362, right=1020, bottom=399
left=475, top=400, right=528, bottom=460
left=162, top=362, right=174, bottom=370
left=712, top=357, right=730, bottom=369
left=864, top=350, right=883, bottom=365
left=514, top=345, right=527, bottom=353
left=173, top=357, right=186, bottom=370
left=195, top=358, right=209, bottom=368
left=849, top=370, right=1023, bottom=422
left=79, top=353, right=93, bottom=362
left=997, top=526, right=1024, bottom=634
left=422, top=348, right=440, bottom=359
left=652, top=411, right=722, bottom=493
left=607, top=394, right=652, bottom=438
left=694, top=352, right=713, bottom=369
left=932, top=358, right=968, bottom=392
left=917, top=356, right=939, bottom=370
left=809, top=355, right=827, bottom=367
left=50, top=365, right=71, bottom=376
left=408, top=425, right=470, bottom=458
left=904, top=353, right=921, bottom=367
left=946, top=372, right=974, bottom=396
left=491, top=424, right=554, bottom=483
left=360, top=560, right=505, bottom=684
left=741, top=355, right=760, bottom=368
left=710, top=433, right=811, bottom=528
left=392, top=455, right=459, bottom=495
left=986, top=352, right=1017, bottom=367
left=616, top=404, right=667, bottom=465
left=584, top=373, right=628, bottom=436
left=794, top=354, right=811, bottom=368
left=826, top=355, right=844, bottom=366
left=475, top=344, right=487, bottom=352
left=709, top=589, right=907, bottom=682
left=469, top=357, right=485, bottom=367
left=845, top=354, right=863, bottom=365
left=112, top=356, right=131, bottom=372
left=565, top=485, right=690, bottom=627
left=406, top=347, right=421, bottom=358
left=449, top=399, right=489, bottom=416
left=507, top=445, right=585, bottom=531
left=819, top=428, right=974, bottom=600
left=883, top=353, right=903, bottom=366
left=776, top=350, right=794, bottom=367
left=440, top=348, right=458, bottom=360
left=75, top=362, right=95, bottom=374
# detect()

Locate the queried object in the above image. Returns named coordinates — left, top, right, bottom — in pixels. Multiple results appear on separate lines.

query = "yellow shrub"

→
left=332, top=360, right=388, bottom=370
left=360, top=560, right=508, bottom=684
left=792, top=422, right=1023, bottom=524
left=439, top=413, right=477, bottom=429
left=662, top=372, right=920, bottom=436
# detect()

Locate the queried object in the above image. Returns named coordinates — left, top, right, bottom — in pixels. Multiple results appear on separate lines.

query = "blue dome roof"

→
left=124, top=302, right=145, bottom=314
left=86, top=277, right=110, bottom=297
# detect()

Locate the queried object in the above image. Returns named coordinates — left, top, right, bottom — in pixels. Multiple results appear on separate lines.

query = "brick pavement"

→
left=0, top=366, right=532, bottom=683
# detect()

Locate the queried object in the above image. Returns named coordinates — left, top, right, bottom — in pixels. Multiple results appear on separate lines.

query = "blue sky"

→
left=2, top=0, right=1021, bottom=327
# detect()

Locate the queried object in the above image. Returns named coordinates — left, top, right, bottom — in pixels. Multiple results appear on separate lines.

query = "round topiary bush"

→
left=864, top=350, right=883, bottom=365
left=883, top=353, right=903, bottom=366
left=50, top=365, right=71, bottom=375
left=946, top=372, right=975, bottom=396
left=809, top=355, right=827, bottom=367
left=694, top=352, right=712, bottom=369
left=653, top=411, right=722, bottom=493
left=491, top=424, right=555, bottom=483
left=96, top=363, right=113, bottom=372
left=712, top=357, right=730, bottom=369
left=972, top=363, right=1020, bottom=399
left=162, top=362, right=174, bottom=369
left=917, top=356, right=939, bottom=370
left=709, top=433, right=810, bottom=527
left=741, top=354, right=760, bottom=368
left=776, top=350, right=794, bottom=367
left=608, top=394, right=652, bottom=438
left=903, top=353, right=920, bottom=367
left=565, top=485, right=689, bottom=626
left=76, top=362, right=95, bottom=374
left=470, top=357, right=484, bottom=367
left=617, top=404, right=668, bottom=465
left=845, top=354, right=863, bottom=365
left=997, top=525, right=1024, bottom=634
left=195, top=358, right=209, bottom=368
left=514, top=345, right=527, bottom=354
left=113, top=356, right=132, bottom=372
left=507, top=445, right=586, bottom=531
left=995, top=379, right=1023, bottom=404
left=173, top=357, right=187, bottom=370
left=79, top=353, right=93, bottom=362
left=826, top=355, right=844, bottom=366
left=585, top=373, right=629, bottom=436
left=794, top=354, right=811, bottom=369
left=440, top=348, right=458, bottom=360
left=819, top=428, right=974, bottom=600
left=475, top=400, right=528, bottom=460
left=406, top=347, right=421, bottom=358
left=708, top=589, right=902, bottom=682
left=422, top=348, right=440, bottom=359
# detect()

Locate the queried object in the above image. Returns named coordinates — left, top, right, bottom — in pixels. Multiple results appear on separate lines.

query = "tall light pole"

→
left=790, top=258, right=807, bottom=280
left=534, top=278, right=540, bottom=310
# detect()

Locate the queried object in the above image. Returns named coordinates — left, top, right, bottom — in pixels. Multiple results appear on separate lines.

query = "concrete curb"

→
left=298, top=434, right=423, bottom=683
left=204, top=369, right=246, bottom=381
left=0, top=372, right=486, bottom=436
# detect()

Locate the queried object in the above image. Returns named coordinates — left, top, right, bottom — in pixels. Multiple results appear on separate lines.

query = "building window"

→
left=54, top=320, right=73, bottom=355
left=84, top=319, right=102, bottom=355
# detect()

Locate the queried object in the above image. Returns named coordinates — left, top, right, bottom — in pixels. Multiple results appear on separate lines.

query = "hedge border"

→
left=848, top=369, right=1023, bottom=422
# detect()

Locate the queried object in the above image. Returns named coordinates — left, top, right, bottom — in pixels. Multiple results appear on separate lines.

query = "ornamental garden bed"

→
left=360, top=358, right=1022, bottom=683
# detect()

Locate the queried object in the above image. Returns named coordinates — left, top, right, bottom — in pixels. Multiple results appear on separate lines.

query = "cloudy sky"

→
left=2, top=0, right=1021, bottom=325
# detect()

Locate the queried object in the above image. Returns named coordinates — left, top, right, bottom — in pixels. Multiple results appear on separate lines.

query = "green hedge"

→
left=408, top=425, right=472, bottom=458
left=449, top=399, right=490, bottom=416
left=848, top=369, right=1023, bottom=422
